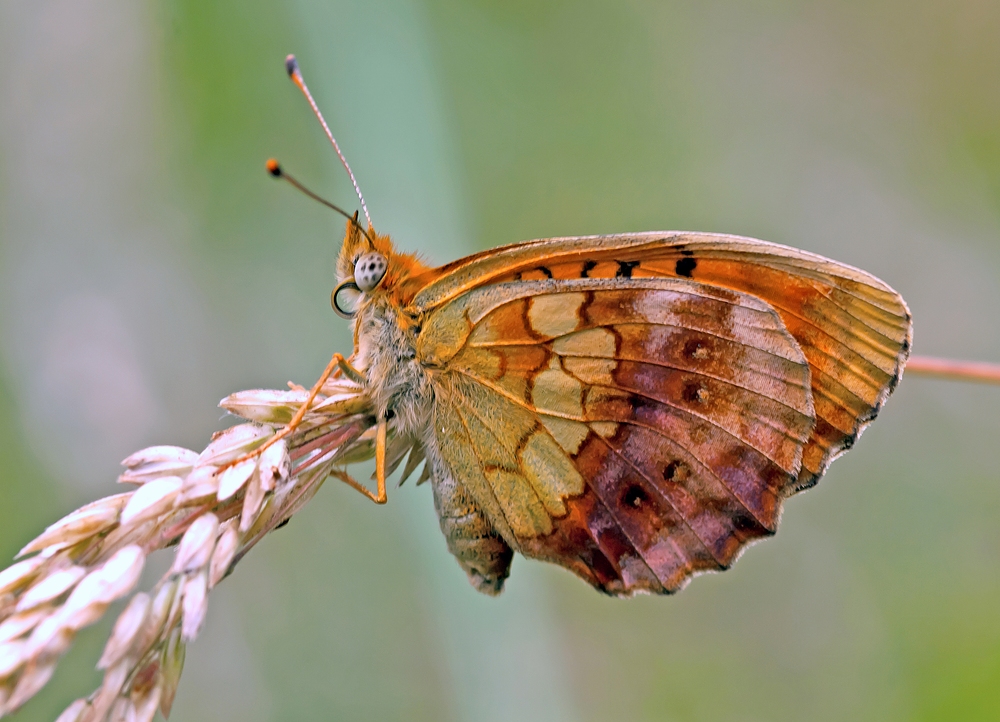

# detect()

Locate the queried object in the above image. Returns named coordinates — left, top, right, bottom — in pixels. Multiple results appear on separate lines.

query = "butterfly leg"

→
left=329, top=417, right=388, bottom=504
left=331, top=353, right=367, bottom=385
left=226, top=352, right=363, bottom=468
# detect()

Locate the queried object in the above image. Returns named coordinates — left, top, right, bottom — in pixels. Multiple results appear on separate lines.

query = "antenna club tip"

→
left=266, top=158, right=282, bottom=177
left=285, top=55, right=299, bottom=77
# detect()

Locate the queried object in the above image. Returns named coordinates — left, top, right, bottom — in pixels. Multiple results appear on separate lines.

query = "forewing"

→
left=407, top=232, right=911, bottom=489
left=419, top=277, right=816, bottom=595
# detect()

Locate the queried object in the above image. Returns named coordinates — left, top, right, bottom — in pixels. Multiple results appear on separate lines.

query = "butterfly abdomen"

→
left=427, top=446, right=513, bottom=595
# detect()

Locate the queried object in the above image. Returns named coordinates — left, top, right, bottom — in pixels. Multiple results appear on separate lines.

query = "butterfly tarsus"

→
left=330, top=419, right=388, bottom=505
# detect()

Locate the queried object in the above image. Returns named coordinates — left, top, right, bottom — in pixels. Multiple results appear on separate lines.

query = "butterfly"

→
left=299, top=220, right=908, bottom=597
left=270, top=57, right=911, bottom=598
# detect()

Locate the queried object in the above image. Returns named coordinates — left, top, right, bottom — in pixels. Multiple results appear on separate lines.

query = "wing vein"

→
left=451, top=367, right=785, bottom=529
left=455, top=365, right=804, bottom=473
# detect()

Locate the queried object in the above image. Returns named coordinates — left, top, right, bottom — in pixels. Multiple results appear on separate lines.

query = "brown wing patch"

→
left=624, top=244, right=909, bottom=488
left=519, top=482, right=668, bottom=595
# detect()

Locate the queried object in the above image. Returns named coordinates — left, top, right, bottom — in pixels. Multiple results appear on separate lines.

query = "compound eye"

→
left=354, top=251, right=388, bottom=292
left=331, top=281, right=362, bottom=319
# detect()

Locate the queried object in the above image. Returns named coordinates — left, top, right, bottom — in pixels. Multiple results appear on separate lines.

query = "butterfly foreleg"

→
left=225, top=352, right=361, bottom=469
left=331, top=352, right=367, bottom=385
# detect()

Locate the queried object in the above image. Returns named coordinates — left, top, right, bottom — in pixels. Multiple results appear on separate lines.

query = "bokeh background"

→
left=2, top=1, right=1000, bottom=720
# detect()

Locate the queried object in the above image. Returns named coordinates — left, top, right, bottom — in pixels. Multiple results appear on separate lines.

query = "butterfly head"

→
left=331, top=219, right=426, bottom=319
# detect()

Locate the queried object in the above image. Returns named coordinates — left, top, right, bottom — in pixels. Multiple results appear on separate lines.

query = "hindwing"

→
left=418, top=274, right=828, bottom=594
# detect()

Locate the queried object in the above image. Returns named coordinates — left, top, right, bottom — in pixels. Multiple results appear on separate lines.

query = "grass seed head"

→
left=0, top=379, right=385, bottom=718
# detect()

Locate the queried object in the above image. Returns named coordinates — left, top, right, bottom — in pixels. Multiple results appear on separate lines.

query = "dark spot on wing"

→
left=675, top=257, right=697, bottom=277
left=622, top=484, right=648, bottom=508
left=682, top=381, right=708, bottom=404
left=663, top=460, right=690, bottom=484
left=683, top=338, right=711, bottom=360
left=616, top=261, right=640, bottom=278
left=581, top=260, right=597, bottom=278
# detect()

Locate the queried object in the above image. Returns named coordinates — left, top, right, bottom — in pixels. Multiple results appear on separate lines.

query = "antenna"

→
left=265, top=158, right=374, bottom=243
left=285, top=55, right=372, bottom=230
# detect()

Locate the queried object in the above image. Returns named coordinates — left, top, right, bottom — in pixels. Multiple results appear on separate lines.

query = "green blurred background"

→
left=2, top=1, right=1000, bottom=720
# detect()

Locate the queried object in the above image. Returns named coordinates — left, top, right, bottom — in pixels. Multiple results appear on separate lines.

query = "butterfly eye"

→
left=331, top=281, right=363, bottom=319
left=354, top=251, right=388, bottom=292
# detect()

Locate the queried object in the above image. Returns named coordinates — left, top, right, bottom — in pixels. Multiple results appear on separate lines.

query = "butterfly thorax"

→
left=335, top=223, right=435, bottom=438
left=353, top=294, right=433, bottom=442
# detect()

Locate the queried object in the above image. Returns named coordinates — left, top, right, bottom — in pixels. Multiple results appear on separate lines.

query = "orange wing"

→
left=407, top=234, right=910, bottom=595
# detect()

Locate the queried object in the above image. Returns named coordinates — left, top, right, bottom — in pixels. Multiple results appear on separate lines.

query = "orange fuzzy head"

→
left=332, top=219, right=431, bottom=318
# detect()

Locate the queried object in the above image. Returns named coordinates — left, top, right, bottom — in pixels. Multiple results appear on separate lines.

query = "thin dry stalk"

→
left=906, top=354, right=1000, bottom=385
left=0, top=377, right=417, bottom=720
